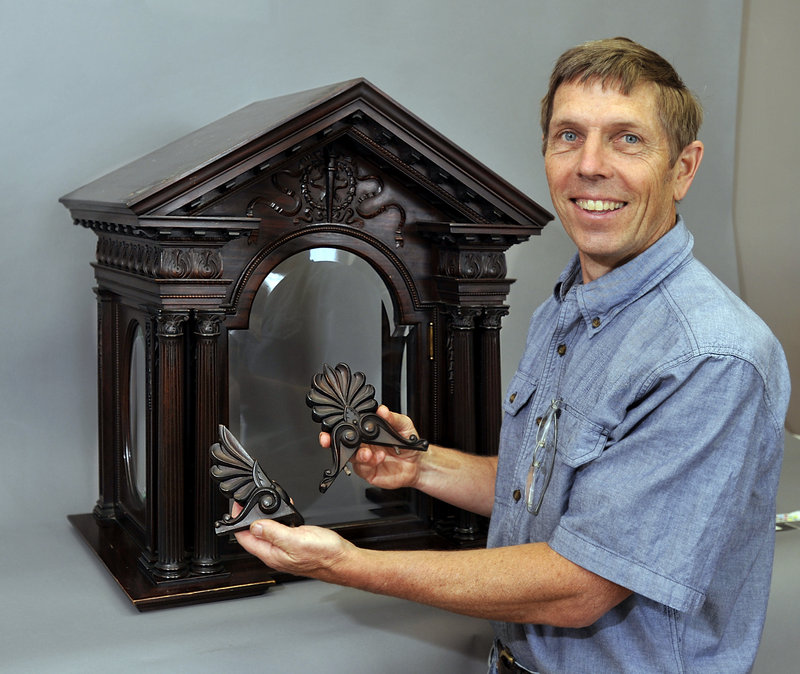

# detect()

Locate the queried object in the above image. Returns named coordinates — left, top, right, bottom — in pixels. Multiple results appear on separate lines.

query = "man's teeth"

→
left=575, top=199, right=624, bottom=212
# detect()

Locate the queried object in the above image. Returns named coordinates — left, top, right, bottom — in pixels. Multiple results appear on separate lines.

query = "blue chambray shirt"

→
left=487, top=217, right=790, bottom=673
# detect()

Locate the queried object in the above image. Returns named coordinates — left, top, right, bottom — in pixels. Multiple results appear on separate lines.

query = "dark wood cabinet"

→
left=61, top=79, right=551, bottom=610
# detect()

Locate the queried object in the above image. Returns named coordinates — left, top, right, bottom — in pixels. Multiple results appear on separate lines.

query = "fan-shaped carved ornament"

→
left=210, top=425, right=304, bottom=534
left=306, top=362, right=428, bottom=493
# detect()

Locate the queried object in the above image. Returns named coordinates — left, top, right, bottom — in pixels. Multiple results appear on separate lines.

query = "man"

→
left=235, top=38, right=791, bottom=673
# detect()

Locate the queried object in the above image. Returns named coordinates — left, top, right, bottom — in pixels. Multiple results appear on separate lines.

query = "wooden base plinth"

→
left=68, top=513, right=275, bottom=611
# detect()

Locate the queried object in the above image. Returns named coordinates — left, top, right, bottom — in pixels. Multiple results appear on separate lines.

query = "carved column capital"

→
left=194, top=312, right=223, bottom=337
left=478, top=306, right=509, bottom=329
left=156, top=312, right=189, bottom=338
left=446, top=307, right=482, bottom=330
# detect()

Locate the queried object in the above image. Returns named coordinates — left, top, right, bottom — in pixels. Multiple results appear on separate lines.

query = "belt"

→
left=494, top=639, right=537, bottom=674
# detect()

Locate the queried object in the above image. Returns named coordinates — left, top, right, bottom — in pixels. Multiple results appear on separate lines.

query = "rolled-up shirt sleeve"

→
left=549, top=353, right=783, bottom=613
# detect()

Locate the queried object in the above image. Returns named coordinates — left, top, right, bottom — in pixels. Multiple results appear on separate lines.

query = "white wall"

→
left=735, top=0, right=800, bottom=433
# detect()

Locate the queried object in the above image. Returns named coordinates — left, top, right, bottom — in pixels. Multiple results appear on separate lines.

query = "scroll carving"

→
left=246, top=150, right=407, bottom=245
left=158, top=249, right=222, bottom=279
left=438, top=250, right=506, bottom=279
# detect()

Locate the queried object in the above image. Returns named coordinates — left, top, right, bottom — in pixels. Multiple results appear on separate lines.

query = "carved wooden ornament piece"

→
left=306, top=363, right=428, bottom=493
left=210, top=425, right=304, bottom=534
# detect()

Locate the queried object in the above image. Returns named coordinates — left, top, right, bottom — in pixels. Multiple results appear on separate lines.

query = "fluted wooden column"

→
left=152, top=312, right=189, bottom=580
left=476, top=307, right=507, bottom=457
left=447, top=308, right=481, bottom=540
left=192, top=312, right=223, bottom=575
left=93, top=288, right=117, bottom=520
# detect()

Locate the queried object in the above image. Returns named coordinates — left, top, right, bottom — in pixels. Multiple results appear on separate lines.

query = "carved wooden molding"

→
left=231, top=223, right=424, bottom=317
left=161, top=248, right=222, bottom=279
left=347, top=122, right=493, bottom=225
left=438, top=250, right=507, bottom=280
left=74, top=215, right=258, bottom=241
left=96, top=237, right=223, bottom=279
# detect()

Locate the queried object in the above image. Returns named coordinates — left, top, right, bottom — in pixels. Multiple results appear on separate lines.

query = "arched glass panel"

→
left=124, top=323, right=147, bottom=504
left=229, top=248, right=409, bottom=525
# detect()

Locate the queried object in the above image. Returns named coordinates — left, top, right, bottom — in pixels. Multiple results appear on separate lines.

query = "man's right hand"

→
left=318, top=405, right=424, bottom=490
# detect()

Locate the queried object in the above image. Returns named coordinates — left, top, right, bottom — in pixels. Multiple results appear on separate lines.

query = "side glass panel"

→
left=229, top=249, right=410, bottom=526
left=124, top=323, right=147, bottom=506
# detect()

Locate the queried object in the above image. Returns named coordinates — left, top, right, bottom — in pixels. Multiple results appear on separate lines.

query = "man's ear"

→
left=673, top=140, right=704, bottom=201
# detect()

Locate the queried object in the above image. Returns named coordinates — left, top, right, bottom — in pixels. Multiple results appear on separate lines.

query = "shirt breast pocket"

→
left=502, top=372, right=538, bottom=417
left=555, top=402, right=608, bottom=468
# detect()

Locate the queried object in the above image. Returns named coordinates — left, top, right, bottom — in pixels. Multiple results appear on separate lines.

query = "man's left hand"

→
left=234, top=519, right=355, bottom=581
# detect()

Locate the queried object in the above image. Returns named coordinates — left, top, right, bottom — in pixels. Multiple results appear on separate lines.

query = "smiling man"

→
left=235, top=38, right=790, bottom=673
left=544, top=76, right=702, bottom=282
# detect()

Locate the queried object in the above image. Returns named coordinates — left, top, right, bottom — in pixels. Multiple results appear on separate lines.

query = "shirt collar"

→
left=553, top=216, right=694, bottom=335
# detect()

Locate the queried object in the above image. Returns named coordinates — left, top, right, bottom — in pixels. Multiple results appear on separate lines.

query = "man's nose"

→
left=577, top=134, right=612, bottom=178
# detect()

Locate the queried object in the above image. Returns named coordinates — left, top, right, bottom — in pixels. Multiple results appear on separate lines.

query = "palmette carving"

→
left=210, top=425, right=304, bottom=534
left=306, top=363, right=428, bottom=493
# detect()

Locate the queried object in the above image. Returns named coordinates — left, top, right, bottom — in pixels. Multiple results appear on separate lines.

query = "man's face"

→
left=544, top=79, right=702, bottom=282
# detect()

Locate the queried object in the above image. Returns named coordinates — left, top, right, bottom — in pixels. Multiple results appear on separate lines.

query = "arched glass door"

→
left=228, top=248, right=410, bottom=525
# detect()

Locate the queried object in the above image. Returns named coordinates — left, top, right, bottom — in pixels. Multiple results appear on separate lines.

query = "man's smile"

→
left=572, top=198, right=626, bottom=213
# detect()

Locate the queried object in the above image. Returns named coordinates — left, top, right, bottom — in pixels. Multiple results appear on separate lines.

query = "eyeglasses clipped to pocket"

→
left=526, top=398, right=607, bottom=516
left=526, top=398, right=561, bottom=514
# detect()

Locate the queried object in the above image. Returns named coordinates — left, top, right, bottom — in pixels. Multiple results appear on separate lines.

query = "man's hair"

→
left=540, top=37, right=703, bottom=164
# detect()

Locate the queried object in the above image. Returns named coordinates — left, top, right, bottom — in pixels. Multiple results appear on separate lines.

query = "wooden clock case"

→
left=60, top=79, right=551, bottom=609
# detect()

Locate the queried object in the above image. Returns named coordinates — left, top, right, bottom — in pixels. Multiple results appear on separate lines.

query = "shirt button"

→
left=592, top=317, right=601, bottom=328
left=509, top=392, right=516, bottom=403
left=512, top=489, right=522, bottom=502
left=557, top=344, right=567, bottom=356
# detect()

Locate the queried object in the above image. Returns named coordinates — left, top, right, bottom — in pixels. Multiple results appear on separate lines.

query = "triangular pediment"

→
left=60, top=79, right=551, bottom=232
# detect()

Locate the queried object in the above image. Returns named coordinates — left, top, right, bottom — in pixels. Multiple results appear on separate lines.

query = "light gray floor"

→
left=753, top=432, right=800, bottom=674
left=1, top=434, right=797, bottom=673
left=1, top=524, right=494, bottom=673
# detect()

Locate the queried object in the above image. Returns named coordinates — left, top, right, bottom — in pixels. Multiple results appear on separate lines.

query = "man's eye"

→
left=561, top=131, right=577, bottom=142
left=622, top=134, right=639, bottom=144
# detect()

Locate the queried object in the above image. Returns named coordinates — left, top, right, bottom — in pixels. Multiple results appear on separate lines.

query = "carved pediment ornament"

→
left=246, top=150, right=407, bottom=246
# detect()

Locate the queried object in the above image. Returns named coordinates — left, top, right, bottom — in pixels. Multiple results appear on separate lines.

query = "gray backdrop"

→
left=5, top=2, right=784, bottom=673
left=0, top=0, right=743, bottom=528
